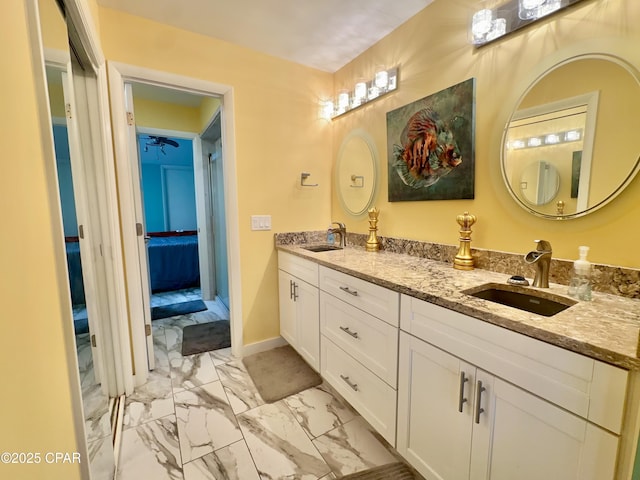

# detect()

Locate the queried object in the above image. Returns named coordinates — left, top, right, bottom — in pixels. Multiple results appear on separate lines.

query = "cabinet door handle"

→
left=340, top=374, right=359, bottom=392
left=293, top=282, right=299, bottom=301
left=475, top=380, right=486, bottom=424
left=339, top=326, right=359, bottom=339
left=339, top=286, right=359, bottom=296
left=458, top=371, right=469, bottom=413
left=289, top=279, right=294, bottom=300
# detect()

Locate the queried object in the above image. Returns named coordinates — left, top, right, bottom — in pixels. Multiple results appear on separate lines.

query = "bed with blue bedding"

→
left=65, top=232, right=201, bottom=307
left=147, top=234, right=201, bottom=292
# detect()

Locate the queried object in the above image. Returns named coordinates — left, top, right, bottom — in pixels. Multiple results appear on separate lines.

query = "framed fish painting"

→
left=386, top=78, right=475, bottom=201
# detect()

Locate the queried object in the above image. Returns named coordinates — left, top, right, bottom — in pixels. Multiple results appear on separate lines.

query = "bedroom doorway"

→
left=109, top=62, right=242, bottom=385
left=135, top=126, right=229, bottom=315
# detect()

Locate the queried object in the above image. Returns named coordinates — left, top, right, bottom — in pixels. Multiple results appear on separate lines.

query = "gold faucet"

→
left=524, top=239, right=552, bottom=288
left=330, top=222, right=347, bottom=248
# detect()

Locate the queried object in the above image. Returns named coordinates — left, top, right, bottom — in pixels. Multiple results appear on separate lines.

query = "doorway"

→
left=135, top=126, right=230, bottom=316
left=108, top=62, right=243, bottom=385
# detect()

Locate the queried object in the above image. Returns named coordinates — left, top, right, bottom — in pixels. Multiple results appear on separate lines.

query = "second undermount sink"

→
left=462, top=283, right=576, bottom=317
left=302, top=244, right=343, bottom=253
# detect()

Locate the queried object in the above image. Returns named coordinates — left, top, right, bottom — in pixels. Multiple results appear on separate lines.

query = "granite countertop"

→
left=277, top=244, right=640, bottom=370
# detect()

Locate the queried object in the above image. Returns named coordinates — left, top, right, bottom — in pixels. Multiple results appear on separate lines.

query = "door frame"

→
left=108, top=62, right=244, bottom=377
left=135, top=127, right=217, bottom=301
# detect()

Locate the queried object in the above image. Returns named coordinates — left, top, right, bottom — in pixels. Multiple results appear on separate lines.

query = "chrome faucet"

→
left=524, top=239, right=552, bottom=288
left=330, top=222, right=347, bottom=248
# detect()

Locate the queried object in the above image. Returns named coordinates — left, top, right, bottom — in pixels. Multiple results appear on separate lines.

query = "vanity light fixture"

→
left=470, top=0, right=586, bottom=47
left=508, top=128, right=583, bottom=150
left=322, top=66, right=399, bottom=119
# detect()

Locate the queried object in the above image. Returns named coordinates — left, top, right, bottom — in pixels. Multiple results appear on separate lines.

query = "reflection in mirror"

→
left=519, top=161, right=560, bottom=206
left=336, top=130, right=378, bottom=216
left=502, top=54, right=640, bottom=218
left=39, top=0, right=116, bottom=478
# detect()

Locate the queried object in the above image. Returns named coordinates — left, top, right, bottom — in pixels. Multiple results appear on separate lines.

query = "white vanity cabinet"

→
left=277, top=251, right=320, bottom=370
left=318, top=266, right=400, bottom=445
left=397, top=294, right=627, bottom=480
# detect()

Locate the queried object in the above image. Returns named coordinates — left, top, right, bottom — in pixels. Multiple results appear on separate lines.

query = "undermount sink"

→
left=462, top=283, right=576, bottom=317
left=302, top=244, right=343, bottom=253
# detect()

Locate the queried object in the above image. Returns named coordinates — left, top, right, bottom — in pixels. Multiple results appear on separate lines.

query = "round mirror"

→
left=336, top=129, right=378, bottom=216
left=502, top=54, right=640, bottom=219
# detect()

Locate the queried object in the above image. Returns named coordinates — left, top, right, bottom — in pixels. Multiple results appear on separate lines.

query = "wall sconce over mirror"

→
left=471, top=0, right=586, bottom=47
left=322, top=67, right=399, bottom=120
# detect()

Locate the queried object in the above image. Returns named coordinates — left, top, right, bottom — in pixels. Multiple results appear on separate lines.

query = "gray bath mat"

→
left=151, top=299, right=207, bottom=321
left=181, top=320, right=231, bottom=356
left=242, top=345, right=322, bottom=403
left=341, top=462, right=417, bottom=479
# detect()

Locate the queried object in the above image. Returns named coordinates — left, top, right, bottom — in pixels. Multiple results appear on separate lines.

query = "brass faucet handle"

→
left=534, top=239, right=552, bottom=252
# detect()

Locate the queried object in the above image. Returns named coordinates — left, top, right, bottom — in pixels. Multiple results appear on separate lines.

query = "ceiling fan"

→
left=143, top=136, right=179, bottom=154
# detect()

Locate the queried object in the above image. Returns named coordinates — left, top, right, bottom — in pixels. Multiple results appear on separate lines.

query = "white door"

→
left=293, top=279, right=319, bottom=371
left=470, top=376, right=618, bottom=480
left=397, top=332, right=474, bottom=480
left=278, top=270, right=297, bottom=347
left=124, top=83, right=155, bottom=370
left=163, top=166, right=197, bottom=231
left=61, top=70, right=104, bottom=383
left=210, top=138, right=229, bottom=308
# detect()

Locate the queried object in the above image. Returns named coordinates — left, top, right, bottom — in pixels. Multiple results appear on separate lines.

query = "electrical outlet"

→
left=251, top=215, right=271, bottom=231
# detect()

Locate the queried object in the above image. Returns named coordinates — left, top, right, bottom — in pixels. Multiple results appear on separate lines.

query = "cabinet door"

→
left=294, top=278, right=320, bottom=371
left=278, top=270, right=296, bottom=346
left=397, top=332, right=474, bottom=480
left=470, top=375, right=618, bottom=480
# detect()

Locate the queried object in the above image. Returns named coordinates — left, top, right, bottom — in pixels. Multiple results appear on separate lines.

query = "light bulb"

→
left=472, top=9, right=494, bottom=37
left=374, top=70, right=388, bottom=90
left=565, top=130, right=581, bottom=141
left=521, top=0, right=545, bottom=8
left=545, top=133, right=560, bottom=144
left=337, top=91, right=349, bottom=112
left=354, top=81, right=367, bottom=101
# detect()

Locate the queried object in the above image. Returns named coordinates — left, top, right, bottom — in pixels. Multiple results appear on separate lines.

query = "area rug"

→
left=181, top=320, right=231, bottom=356
left=151, top=299, right=207, bottom=321
left=242, top=345, right=322, bottom=403
left=341, top=462, right=417, bottom=479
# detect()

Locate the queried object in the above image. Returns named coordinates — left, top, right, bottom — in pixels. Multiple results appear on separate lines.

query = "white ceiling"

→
left=96, top=0, right=433, bottom=72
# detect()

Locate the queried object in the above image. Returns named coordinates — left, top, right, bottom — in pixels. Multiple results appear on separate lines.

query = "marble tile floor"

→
left=117, top=308, right=405, bottom=479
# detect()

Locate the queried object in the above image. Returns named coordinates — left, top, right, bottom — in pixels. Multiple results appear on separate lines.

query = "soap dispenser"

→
left=568, top=246, right=592, bottom=301
left=326, top=225, right=335, bottom=245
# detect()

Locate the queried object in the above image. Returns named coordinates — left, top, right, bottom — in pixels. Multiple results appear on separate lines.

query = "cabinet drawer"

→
left=321, top=337, right=397, bottom=445
left=319, top=266, right=399, bottom=326
left=400, top=294, right=628, bottom=434
left=278, top=251, right=319, bottom=286
left=320, top=291, right=398, bottom=387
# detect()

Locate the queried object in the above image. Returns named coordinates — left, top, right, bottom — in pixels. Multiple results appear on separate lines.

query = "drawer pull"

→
left=339, top=326, right=359, bottom=339
left=340, top=374, right=359, bottom=392
left=339, top=286, right=359, bottom=296
left=458, top=371, right=469, bottom=413
left=475, top=380, right=486, bottom=424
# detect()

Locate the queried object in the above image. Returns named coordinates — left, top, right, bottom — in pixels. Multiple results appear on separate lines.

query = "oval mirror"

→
left=502, top=54, right=640, bottom=219
left=336, top=129, right=378, bottom=216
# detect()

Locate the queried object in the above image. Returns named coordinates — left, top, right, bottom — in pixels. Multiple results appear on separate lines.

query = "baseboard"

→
left=241, top=336, right=288, bottom=357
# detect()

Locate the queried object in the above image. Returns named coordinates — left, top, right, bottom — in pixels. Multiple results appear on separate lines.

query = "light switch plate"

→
left=251, top=215, right=271, bottom=231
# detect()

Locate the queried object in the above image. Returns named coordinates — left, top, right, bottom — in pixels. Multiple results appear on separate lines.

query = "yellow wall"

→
left=0, top=2, right=82, bottom=479
left=331, top=0, right=640, bottom=269
left=133, top=96, right=201, bottom=132
left=199, top=96, right=221, bottom=132
left=99, top=6, right=333, bottom=344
